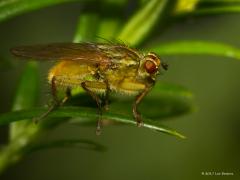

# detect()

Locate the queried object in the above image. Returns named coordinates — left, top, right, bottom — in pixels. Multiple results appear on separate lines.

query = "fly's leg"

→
left=34, top=77, right=71, bottom=123
left=81, top=82, right=103, bottom=135
left=33, top=76, right=58, bottom=123
left=133, top=85, right=152, bottom=127
left=103, top=80, right=110, bottom=111
left=60, top=87, right=71, bottom=106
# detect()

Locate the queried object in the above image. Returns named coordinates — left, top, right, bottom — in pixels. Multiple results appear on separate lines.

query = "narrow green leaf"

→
left=95, top=0, right=124, bottom=42
left=0, top=0, right=82, bottom=22
left=12, top=62, right=39, bottom=111
left=192, top=6, right=240, bottom=15
left=149, top=41, right=240, bottom=60
left=70, top=111, right=186, bottom=139
left=96, top=18, right=121, bottom=41
left=174, top=0, right=199, bottom=14
left=175, top=0, right=240, bottom=17
left=0, top=0, right=129, bottom=23
left=199, top=0, right=240, bottom=5
left=73, top=14, right=99, bottom=42
left=27, top=139, right=106, bottom=153
left=0, top=107, right=186, bottom=138
left=118, top=0, right=177, bottom=46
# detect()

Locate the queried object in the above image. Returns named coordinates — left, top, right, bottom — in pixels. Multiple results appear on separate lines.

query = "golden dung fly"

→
left=11, top=42, right=168, bottom=134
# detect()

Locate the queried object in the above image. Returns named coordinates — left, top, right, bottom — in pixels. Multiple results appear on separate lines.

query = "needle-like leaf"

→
left=0, top=83, right=193, bottom=139
left=118, top=0, right=177, bottom=46
left=0, top=107, right=186, bottom=139
left=10, top=62, right=39, bottom=140
left=0, top=0, right=128, bottom=23
left=149, top=41, right=240, bottom=60
left=176, top=0, right=240, bottom=17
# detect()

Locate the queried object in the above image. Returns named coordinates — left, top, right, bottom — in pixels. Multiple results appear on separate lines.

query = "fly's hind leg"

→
left=81, top=81, right=106, bottom=135
left=60, top=87, right=71, bottom=106
left=34, top=76, right=71, bottom=123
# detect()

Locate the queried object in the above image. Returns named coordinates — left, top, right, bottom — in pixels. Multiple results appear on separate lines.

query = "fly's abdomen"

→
left=48, top=61, right=98, bottom=88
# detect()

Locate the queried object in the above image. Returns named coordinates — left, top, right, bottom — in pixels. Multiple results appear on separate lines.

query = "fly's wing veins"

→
left=10, top=42, right=110, bottom=66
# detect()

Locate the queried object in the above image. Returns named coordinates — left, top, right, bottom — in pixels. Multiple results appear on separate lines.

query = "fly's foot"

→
left=95, top=119, right=102, bottom=136
left=103, top=104, right=109, bottom=111
left=133, top=104, right=144, bottom=127
left=33, top=117, right=40, bottom=124
left=137, top=120, right=143, bottom=127
left=32, top=101, right=58, bottom=124
left=95, top=125, right=102, bottom=136
left=133, top=112, right=143, bottom=127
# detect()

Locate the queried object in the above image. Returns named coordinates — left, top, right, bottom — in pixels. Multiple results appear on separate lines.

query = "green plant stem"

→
left=96, top=18, right=120, bottom=41
left=0, top=125, right=41, bottom=174
left=10, top=62, right=39, bottom=140
left=0, top=0, right=86, bottom=22
left=0, top=61, right=40, bottom=173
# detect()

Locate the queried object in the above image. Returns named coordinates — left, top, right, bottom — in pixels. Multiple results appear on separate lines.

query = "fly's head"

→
left=138, top=52, right=168, bottom=84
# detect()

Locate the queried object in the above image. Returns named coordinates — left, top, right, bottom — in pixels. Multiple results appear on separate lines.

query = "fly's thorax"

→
left=138, top=52, right=162, bottom=82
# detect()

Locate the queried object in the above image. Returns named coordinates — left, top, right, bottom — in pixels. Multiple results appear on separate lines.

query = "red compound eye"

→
left=144, top=60, right=157, bottom=74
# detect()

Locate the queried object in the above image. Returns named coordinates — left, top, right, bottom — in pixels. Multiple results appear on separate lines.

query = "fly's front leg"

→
left=81, top=81, right=105, bottom=135
left=97, top=70, right=110, bottom=111
left=133, top=84, right=153, bottom=127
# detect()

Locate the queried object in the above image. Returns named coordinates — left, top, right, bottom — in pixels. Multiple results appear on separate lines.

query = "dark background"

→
left=0, top=2, right=240, bottom=180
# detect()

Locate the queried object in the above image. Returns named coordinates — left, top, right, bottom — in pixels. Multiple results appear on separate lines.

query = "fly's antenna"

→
left=161, top=62, right=168, bottom=70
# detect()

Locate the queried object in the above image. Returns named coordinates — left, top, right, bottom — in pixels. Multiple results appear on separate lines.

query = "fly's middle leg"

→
left=103, top=80, right=110, bottom=111
left=81, top=81, right=106, bottom=135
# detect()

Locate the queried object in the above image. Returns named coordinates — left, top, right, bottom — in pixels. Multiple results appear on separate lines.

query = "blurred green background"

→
left=0, top=2, right=240, bottom=180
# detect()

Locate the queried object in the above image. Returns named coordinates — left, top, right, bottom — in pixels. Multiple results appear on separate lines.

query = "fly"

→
left=11, top=42, right=168, bottom=135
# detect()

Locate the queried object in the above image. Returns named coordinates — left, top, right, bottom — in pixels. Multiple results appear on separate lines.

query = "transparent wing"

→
left=10, top=42, right=110, bottom=65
